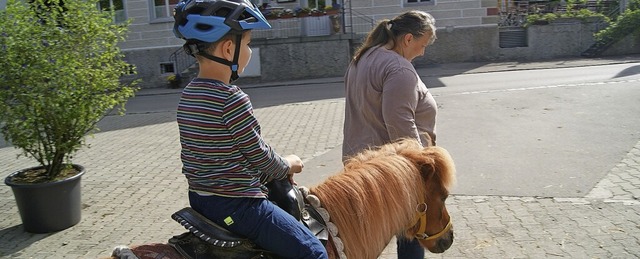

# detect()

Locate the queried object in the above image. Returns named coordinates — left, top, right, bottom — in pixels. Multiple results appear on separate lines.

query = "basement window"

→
left=499, top=28, right=528, bottom=48
left=160, top=62, right=175, bottom=74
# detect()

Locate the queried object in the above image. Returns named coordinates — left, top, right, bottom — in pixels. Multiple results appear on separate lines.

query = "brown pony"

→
left=110, top=138, right=456, bottom=259
left=317, top=138, right=456, bottom=258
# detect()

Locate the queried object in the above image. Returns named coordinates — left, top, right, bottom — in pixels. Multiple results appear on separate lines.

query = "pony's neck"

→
left=310, top=166, right=424, bottom=259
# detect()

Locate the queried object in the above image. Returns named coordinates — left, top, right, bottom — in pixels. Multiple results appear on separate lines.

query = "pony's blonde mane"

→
left=310, top=139, right=455, bottom=259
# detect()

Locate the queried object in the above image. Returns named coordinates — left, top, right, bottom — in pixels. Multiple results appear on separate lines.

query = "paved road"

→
left=1, top=55, right=639, bottom=258
left=436, top=64, right=640, bottom=197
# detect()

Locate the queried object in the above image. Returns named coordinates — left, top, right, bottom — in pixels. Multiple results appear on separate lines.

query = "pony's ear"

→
left=408, top=146, right=456, bottom=189
left=396, top=143, right=456, bottom=188
left=424, top=146, right=457, bottom=189
left=397, top=147, right=437, bottom=179
left=420, top=162, right=436, bottom=179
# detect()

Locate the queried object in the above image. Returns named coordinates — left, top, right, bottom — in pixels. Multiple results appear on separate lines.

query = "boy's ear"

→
left=218, top=39, right=234, bottom=61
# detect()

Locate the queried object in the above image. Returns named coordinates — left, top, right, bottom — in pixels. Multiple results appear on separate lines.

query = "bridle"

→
left=410, top=202, right=452, bottom=241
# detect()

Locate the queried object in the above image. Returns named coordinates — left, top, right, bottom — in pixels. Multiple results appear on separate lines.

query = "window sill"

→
left=150, top=17, right=174, bottom=24
left=404, top=1, right=436, bottom=7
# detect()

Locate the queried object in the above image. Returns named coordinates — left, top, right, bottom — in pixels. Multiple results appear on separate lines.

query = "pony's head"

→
left=338, top=138, right=456, bottom=255
left=361, top=137, right=456, bottom=253
left=393, top=139, right=456, bottom=253
left=314, top=138, right=456, bottom=258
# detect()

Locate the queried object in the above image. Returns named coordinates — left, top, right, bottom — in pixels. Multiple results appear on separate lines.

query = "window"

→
left=160, top=62, right=176, bottom=74
left=250, top=0, right=268, bottom=5
left=499, top=28, right=527, bottom=48
left=99, top=0, right=126, bottom=23
left=152, top=0, right=180, bottom=20
left=406, top=0, right=435, bottom=5
left=124, top=64, right=137, bottom=75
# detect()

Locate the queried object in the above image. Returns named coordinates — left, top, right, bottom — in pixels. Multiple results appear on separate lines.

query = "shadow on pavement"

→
left=0, top=72, right=456, bottom=149
left=613, top=64, right=640, bottom=79
left=0, top=225, right=49, bottom=256
left=0, top=58, right=508, bottom=148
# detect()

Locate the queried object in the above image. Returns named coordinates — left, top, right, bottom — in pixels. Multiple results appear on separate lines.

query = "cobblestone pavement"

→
left=1, top=56, right=640, bottom=258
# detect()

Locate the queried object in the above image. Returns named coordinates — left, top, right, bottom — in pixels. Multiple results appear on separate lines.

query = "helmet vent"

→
left=195, top=23, right=213, bottom=31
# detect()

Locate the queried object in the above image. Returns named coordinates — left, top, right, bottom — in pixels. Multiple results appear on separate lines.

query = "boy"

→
left=172, top=0, right=328, bottom=258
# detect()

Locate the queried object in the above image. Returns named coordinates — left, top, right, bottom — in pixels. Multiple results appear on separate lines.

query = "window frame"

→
left=404, top=0, right=436, bottom=7
left=160, top=62, right=176, bottom=74
left=150, top=0, right=180, bottom=22
left=98, top=0, right=127, bottom=24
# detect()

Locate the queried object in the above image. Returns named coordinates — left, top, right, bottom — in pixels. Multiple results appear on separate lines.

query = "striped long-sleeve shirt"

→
left=177, top=79, right=290, bottom=198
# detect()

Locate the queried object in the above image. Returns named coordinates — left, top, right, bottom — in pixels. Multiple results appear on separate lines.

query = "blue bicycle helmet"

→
left=173, top=0, right=270, bottom=82
left=173, top=0, right=271, bottom=43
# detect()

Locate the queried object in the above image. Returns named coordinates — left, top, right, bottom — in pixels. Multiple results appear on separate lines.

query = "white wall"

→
left=242, top=48, right=262, bottom=77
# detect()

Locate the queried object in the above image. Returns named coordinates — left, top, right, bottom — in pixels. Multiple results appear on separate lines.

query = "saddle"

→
left=168, top=179, right=329, bottom=259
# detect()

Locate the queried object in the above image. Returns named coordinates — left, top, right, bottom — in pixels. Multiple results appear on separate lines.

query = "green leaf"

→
left=0, top=0, right=139, bottom=181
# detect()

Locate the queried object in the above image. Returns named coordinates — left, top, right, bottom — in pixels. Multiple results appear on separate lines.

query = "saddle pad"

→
left=172, top=207, right=247, bottom=248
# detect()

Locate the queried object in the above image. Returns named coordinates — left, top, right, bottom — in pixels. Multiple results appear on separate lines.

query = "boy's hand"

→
left=284, top=155, right=303, bottom=185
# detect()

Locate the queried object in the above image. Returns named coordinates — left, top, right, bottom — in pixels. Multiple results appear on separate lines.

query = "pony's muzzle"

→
left=421, top=227, right=454, bottom=253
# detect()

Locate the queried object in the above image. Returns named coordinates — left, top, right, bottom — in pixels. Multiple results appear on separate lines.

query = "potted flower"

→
left=0, top=0, right=137, bottom=233
left=167, top=73, right=182, bottom=88
left=309, top=8, right=324, bottom=16
left=265, top=9, right=280, bottom=20
left=295, top=7, right=313, bottom=17
left=280, top=8, right=295, bottom=19
left=324, top=4, right=340, bottom=15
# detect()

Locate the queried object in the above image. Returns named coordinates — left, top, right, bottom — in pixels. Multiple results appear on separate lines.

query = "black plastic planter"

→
left=5, top=165, right=85, bottom=233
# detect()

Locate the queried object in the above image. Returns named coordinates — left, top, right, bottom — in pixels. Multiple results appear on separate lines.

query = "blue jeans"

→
left=397, top=236, right=425, bottom=259
left=189, top=192, right=328, bottom=259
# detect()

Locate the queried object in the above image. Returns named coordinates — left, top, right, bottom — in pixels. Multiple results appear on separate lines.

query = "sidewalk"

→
left=135, top=54, right=640, bottom=96
left=1, top=55, right=639, bottom=258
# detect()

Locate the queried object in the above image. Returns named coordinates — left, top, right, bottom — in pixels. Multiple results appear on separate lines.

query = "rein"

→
left=411, top=203, right=452, bottom=241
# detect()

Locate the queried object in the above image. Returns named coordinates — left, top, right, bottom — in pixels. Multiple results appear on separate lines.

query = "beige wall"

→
left=345, top=0, right=496, bottom=33
left=126, top=18, right=640, bottom=88
left=118, top=0, right=498, bottom=51
left=120, top=0, right=183, bottom=50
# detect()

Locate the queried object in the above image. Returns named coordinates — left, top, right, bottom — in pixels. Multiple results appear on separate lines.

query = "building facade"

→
left=1, top=0, right=636, bottom=88
left=113, top=0, right=505, bottom=88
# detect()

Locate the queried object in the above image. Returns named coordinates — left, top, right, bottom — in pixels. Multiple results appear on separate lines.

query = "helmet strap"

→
left=229, top=34, right=242, bottom=82
left=190, top=34, right=243, bottom=83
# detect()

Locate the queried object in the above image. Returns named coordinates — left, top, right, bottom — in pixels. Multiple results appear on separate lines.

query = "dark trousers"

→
left=397, top=236, right=425, bottom=259
left=189, top=192, right=328, bottom=259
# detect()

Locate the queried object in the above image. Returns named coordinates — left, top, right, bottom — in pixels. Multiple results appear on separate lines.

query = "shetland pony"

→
left=110, top=138, right=456, bottom=259
left=317, top=138, right=456, bottom=258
